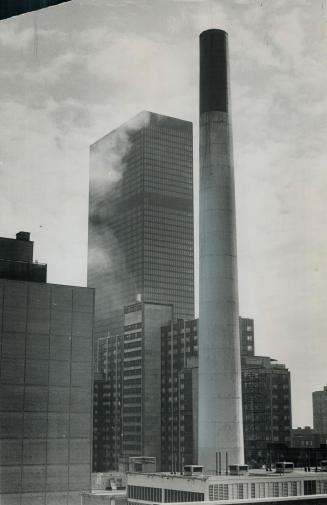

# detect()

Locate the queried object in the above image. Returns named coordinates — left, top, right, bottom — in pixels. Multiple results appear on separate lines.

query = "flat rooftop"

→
left=128, top=469, right=327, bottom=481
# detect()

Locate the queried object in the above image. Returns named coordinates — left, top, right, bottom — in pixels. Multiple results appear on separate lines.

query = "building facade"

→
left=313, top=386, right=327, bottom=435
left=291, top=427, right=327, bottom=449
left=93, top=301, right=173, bottom=471
left=0, top=233, right=94, bottom=504
left=266, top=443, right=327, bottom=469
left=242, top=356, right=292, bottom=467
left=161, top=319, right=198, bottom=471
left=88, top=111, right=194, bottom=342
left=159, top=317, right=291, bottom=471
left=127, top=470, right=327, bottom=505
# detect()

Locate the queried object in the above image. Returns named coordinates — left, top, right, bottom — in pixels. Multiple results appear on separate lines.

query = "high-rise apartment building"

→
left=161, top=318, right=198, bottom=471
left=159, top=316, right=292, bottom=470
left=313, top=386, right=327, bottom=434
left=88, top=111, right=194, bottom=342
left=93, top=340, right=124, bottom=471
left=241, top=355, right=292, bottom=467
left=0, top=232, right=94, bottom=504
left=94, top=301, right=173, bottom=471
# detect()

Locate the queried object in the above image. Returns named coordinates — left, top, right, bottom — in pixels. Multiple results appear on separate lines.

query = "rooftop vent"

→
left=183, top=465, right=204, bottom=476
left=229, top=464, right=249, bottom=476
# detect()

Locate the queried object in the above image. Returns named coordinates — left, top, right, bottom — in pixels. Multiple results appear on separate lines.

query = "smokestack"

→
left=198, top=29, right=244, bottom=473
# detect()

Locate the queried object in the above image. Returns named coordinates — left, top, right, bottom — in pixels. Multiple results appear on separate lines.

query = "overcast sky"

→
left=0, top=0, right=326, bottom=427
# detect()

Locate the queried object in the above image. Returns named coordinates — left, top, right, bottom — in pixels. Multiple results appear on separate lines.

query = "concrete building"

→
left=313, top=386, right=327, bottom=435
left=126, top=469, right=327, bottom=504
left=88, top=111, right=194, bottom=343
left=198, top=28, right=244, bottom=472
left=291, top=427, right=327, bottom=449
left=0, top=232, right=94, bottom=504
left=242, top=356, right=292, bottom=467
left=93, top=301, right=173, bottom=471
left=161, top=319, right=198, bottom=471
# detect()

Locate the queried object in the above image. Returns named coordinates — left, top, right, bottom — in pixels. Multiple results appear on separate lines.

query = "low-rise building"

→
left=126, top=468, right=327, bottom=505
left=291, top=427, right=327, bottom=449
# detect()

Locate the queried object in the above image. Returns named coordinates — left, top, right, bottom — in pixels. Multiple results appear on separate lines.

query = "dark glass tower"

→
left=88, top=111, right=194, bottom=343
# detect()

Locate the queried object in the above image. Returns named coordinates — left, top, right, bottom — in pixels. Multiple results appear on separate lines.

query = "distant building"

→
left=313, top=386, right=327, bottom=434
left=239, top=317, right=255, bottom=357
left=94, top=301, right=173, bottom=471
left=267, top=442, right=327, bottom=469
left=0, top=231, right=47, bottom=282
left=161, top=318, right=198, bottom=471
left=88, top=111, right=194, bottom=343
left=242, top=355, right=292, bottom=467
left=291, top=427, right=327, bottom=449
left=0, top=232, right=94, bottom=503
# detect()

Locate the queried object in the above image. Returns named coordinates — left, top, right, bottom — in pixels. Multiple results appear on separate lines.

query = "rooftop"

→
left=128, top=469, right=327, bottom=482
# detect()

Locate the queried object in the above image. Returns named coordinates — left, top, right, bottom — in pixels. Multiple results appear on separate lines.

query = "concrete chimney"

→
left=198, top=29, right=244, bottom=472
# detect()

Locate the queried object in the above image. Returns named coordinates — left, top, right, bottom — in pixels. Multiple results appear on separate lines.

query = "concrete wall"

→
left=0, top=279, right=94, bottom=504
left=198, top=29, right=244, bottom=472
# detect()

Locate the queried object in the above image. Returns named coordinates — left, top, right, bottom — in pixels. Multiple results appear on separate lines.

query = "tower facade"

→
left=198, top=29, right=244, bottom=471
left=88, top=111, right=194, bottom=342
left=161, top=318, right=198, bottom=471
left=242, top=356, right=292, bottom=467
left=94, top=302, right=173, bottom=470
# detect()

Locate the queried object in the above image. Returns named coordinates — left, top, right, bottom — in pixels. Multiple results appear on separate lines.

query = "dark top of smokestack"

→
left=200, top=29, right=229, bottom=114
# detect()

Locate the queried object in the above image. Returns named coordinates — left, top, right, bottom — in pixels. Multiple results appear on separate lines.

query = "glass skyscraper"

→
left=88, top=111, right=194, bottom=343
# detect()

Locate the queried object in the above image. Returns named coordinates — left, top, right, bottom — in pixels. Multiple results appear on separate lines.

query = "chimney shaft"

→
left=198, top=29, right=244, bottom=473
